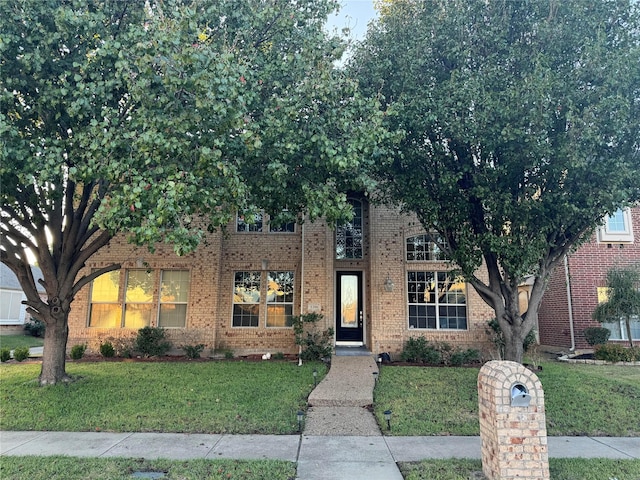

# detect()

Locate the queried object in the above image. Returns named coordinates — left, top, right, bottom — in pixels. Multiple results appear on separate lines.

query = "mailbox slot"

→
left=511, top=383, right=532, bottom=407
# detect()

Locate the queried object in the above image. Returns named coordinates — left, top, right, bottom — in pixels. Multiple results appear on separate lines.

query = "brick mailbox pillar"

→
left=478, top=360, right=549, bottom=480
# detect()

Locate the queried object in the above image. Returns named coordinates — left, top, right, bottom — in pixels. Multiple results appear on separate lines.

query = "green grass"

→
left=374, top=362, right=640, bottom=436
left=0, top=361, right=326, bottom=434
left=399, top=458, right=640, bottom=480
left=0, top=334, right=44, bottom=351
left=0, top=456, right=296, bottom=480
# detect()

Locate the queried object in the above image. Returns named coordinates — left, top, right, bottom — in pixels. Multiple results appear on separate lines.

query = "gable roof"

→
left=0, top=263, right=45, bottom=293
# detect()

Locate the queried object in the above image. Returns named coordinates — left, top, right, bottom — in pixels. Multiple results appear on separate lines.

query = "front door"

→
left=335, top=271, right=364, bottom=344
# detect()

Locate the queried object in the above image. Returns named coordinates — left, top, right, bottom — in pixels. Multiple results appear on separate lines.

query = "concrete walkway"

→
left=2, top=352, right=640, bottom=479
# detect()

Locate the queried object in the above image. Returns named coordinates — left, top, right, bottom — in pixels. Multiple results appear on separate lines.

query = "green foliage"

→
left=1, top=348, right=11, bottom=362
left=23, top=319, right=45, bottom=338
left=583, top=327, right=611, bottom=346
left=592, top=265, right=640, bottom=347
left=400, top=337, right=441, bottom=364
left=486, top=319, right=537, bottom=359
left=13, top=347, right=30, bottom=362
left=99, top=341, right=115, bottom=358
left=182, top=344, right=205, bottom=359
left=224, top=350, right=234, bottom=360
left=400, top=337, right=480, bottom=365
left=292, top=313, right=334, bottom=361
left=1, top=0, right=386, bottom=385
left=70, top=344, right=87, bottom=360
left=135, top=327, right=171, bottom=357
left=272, top=352, right=286, bottom=360
left=351, top=0, right=640, bottom=362
left=595, top=344, right=640, bottom=362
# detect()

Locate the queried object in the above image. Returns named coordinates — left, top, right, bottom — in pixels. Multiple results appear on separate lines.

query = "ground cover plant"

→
left=0, top=361, right=326, bottom=434
left=374, top=362, right=640, bottom=436
left=0, top=457, right=295, bottom=480
left=0, top=334, right=44, bottom=351
left=399, top=458, right=640, bottom=480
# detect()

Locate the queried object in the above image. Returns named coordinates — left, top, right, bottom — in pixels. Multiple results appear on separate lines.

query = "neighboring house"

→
left=67, top=198, right=496, bottom=356
left=0, top=263, right=45, bottom=332
left=538, top=206, right=640, bottom=350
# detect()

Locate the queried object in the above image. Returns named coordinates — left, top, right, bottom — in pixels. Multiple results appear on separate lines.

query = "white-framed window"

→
left=406, top=234, right=450, bottom=261
left=597, top=208, right=634, bottom=243
left=237, top=213, right=263, bottom=232
left=407, top=271, right=467, bottom=330
left=232, top=270, right=295, bottom=327
left=88, top=269, right=190, bottom=328
left=0, top=290, right=26, bottom=324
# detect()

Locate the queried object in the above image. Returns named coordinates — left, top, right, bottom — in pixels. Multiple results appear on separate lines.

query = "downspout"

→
left=298, top=220, right=305, bottom=366
left=564, top=255, right=576, bottom=352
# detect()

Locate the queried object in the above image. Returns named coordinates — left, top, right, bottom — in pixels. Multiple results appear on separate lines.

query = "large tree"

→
left=351, top=0, right=640, bottom=362
left=1, top=0, right=385, bottom=385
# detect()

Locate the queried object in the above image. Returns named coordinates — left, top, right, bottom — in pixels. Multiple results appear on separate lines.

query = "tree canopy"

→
left=351, top=0, right=640, bottom=362
left=0, top=0, right=385, bottom=384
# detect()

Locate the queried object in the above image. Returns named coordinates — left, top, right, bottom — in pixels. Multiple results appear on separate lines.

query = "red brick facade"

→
left=538, top=207, right=640, bottom=349
left=68, top=200, right=496, bottom=356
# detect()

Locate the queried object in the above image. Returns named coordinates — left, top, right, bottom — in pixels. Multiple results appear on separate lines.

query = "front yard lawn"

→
left=374, top=362, right=640, bottom=436
left=0, top=361, right=325, bottom=434
left=0, top=334, right=44, bottom=352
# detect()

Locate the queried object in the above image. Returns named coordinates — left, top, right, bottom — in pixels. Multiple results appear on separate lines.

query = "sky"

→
left=325, top=0, right=378, bottom=43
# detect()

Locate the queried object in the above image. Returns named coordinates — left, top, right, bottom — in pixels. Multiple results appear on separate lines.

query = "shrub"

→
left=1, top=348, right=11, bottom=362
left=224, top=349, right=234, bottom=359
left=23, top=318, right=45, bottom=337
left=135, top=327, right=171, bottom=357
left=99, top=341, right=115, bottom=358
left=272, top=352, right=286, bottom=360
left=292, top=313, right=334, bottom=361
left=400, top=337, right=441, bottom=364
left=595, top=343, right=640, bottom=362
left=183, top=344, right=205, bottom=359
left=583, top=327, right=611, bottom=346
left=486, top=318, right=537, bottom=359
left=70, top=344, right=87, bottom=360
left=13, top=346, right=30, bottom=362
left=450, top=348, right=481, bottom=366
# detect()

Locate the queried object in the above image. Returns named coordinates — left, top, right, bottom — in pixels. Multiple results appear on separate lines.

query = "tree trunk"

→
left=625, top=316, right=634, bottom=348
left=39, top=309, right=72, bottom=386
left=502, top=326, right=526, bottom=364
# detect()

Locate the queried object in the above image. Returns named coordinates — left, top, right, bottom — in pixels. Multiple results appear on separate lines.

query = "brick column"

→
left=478, top=360, right=549, bottom=480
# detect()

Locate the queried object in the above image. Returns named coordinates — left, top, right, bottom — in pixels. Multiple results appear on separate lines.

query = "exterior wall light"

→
left=383, top=275, right=395, bottom=292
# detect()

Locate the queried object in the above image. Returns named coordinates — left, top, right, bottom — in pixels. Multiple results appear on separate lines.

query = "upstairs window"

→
left=237, top=213, right=263, bottom=232
left=406, top=234, right=450, bottom=261
left=336, top=199, right=363, bottom=259
left=597, top=208, right=634, bottom=243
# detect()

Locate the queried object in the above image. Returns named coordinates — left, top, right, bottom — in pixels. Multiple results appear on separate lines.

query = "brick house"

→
left=67, top=197, right=496, bottom=357
left=538, top=206, right=640, bottom=350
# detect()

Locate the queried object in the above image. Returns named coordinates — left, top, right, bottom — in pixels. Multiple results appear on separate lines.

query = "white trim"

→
left=597, top=208, right=634, bottom=244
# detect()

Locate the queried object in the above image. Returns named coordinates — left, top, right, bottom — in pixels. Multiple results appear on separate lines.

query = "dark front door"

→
left=335, top=271, right=364, bottom=343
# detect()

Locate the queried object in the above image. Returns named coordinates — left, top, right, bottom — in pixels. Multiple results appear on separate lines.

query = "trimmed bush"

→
left=135, top=327, right=171, bottom=357
left=400, top=337, right=441, bottom=364
left=583, top=327, right=610, bottom=346
left=595, top=343, right=640, bottom=362
left=23, top=318, right=45, bottom=337
left=99, top=341, right=115, bottom=358
left=13, top=346, right=30, bottom=362
left=183, top=344, right=205, bottom=359
left=70, top=344, right=87, bottom=360
left=1, top=348, right=11, bottom=362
